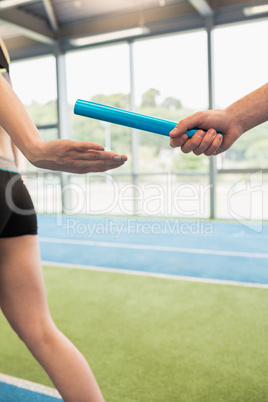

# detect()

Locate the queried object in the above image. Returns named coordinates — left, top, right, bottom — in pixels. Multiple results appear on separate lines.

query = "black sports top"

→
left=0, top=38, right=10, bottom=74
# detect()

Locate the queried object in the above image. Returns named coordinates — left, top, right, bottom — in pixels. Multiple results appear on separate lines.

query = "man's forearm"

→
left=226, top=83, right=268, bottom=134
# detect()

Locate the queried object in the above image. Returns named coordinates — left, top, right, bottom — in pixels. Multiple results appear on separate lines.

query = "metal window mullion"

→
left=129, top=40, right=139, bottom=215
left=55, top=48, right=71, bottom=214
left=206, top=16, right=217, bottom=219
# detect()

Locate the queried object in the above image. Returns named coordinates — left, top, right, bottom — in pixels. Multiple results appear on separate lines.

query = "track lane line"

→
left=42, top=261, right=268, bottom=289
left=39, top=237, right=268, bottom=259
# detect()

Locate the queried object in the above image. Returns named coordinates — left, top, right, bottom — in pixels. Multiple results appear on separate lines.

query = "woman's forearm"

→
left=0, top=73, right=128, bottom=174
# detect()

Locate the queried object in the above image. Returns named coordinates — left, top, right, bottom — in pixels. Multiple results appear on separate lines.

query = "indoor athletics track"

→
left=38, top=214, right=268, bottom=287
left=0, top=374, right=62, bottom=401
left=1, top=214, right=268, bottom=400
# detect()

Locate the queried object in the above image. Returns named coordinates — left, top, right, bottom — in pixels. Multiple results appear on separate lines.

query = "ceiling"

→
left=0, top=0, right=267, bottom=60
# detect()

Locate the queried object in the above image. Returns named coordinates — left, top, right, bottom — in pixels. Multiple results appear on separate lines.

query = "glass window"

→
left=64, top=172, right=210, bottom=218
left=137, top=174, right=210, bottom=218
left=24, top=172, right=62, bottom=214
left=11, top=56, right=57, bottom=126
left=10, top=56, right=58, bottom=211
left=214, top=20, right=268, bottom=170
left=216, top=172, right=268, bottom=222
left=10, top=56, right=58, bottom=170
left=66, top=44, right=131, bottom=173
left=133, top=31, right=209, bottom=172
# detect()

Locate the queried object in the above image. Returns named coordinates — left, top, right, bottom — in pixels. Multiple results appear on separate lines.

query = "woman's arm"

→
left=169, top=83, right=268, bottom=156
left=0, top=73, right=127, bottom=173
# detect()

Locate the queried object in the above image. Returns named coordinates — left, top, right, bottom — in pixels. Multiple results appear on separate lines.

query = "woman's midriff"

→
left=0, top=127, right=15, bottom=161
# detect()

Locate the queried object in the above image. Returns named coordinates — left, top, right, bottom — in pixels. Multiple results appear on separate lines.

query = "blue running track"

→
left=38, top=215, right=268, bottom=285
left=0, top=382, right=61, bottom=401
left=0, top=374, right=62, bottom=401
left=1, top=215, right=267, bottom=399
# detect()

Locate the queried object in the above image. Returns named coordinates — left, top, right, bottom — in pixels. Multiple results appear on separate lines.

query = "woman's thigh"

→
left=0, top=235, right=53, bottom=335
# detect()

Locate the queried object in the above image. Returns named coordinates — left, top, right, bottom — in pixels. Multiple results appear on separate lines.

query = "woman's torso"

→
left=0, top=127, right=15, bottom=161
left=0, top=37, right=16, bottom=163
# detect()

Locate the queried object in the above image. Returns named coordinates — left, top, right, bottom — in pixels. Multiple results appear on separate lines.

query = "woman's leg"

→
left=0, top=235, right=104, bottom=402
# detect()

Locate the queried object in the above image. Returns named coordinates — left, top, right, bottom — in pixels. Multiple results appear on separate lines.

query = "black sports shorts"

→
left=0, top=163, right=38, bottom=238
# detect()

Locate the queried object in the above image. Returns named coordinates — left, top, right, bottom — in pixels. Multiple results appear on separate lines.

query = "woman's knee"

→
left=10, top=316, right=57, bottom=348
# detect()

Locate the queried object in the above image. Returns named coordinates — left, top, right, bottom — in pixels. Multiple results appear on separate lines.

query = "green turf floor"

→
left=1, top=265, right=268, bottom=401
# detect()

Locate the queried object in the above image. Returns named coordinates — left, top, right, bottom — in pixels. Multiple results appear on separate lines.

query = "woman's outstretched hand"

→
left=31, top=139, right=127, bottom=173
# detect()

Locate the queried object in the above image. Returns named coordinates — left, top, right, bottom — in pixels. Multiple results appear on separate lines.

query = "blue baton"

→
left=74, top=99, right=222, bottom=138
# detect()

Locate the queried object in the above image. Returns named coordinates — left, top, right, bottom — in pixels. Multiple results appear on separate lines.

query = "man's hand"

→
left=169, top=109, right=243, bottom=156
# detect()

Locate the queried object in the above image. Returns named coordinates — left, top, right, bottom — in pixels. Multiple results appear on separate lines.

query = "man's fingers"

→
left=204, top=134, right=223, bottom=156
left=170, top=134, right=188, bottom=148
left=169, top=112, right=206, bottom=138
left=190, top=128, right=217, bottom=155
left=180, top=130, right=206, bottom=153
left=170, top=127, right=223, bottom=157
